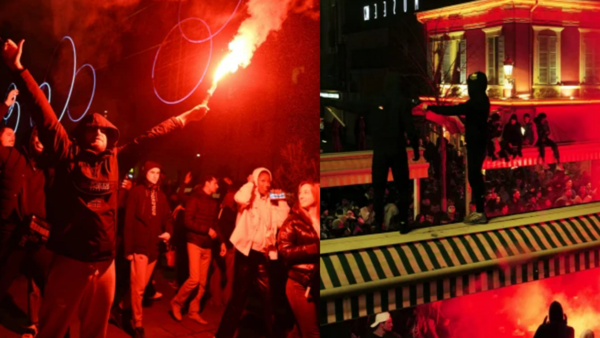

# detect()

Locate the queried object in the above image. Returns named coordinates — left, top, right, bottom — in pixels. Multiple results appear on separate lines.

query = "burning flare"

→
left=204, top=0, right=293, bottom=102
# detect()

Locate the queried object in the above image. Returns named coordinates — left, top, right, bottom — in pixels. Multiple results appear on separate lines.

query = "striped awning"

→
left=320, top=150, right=429, bottom=188
left=320, top=210, right=600, bottom=325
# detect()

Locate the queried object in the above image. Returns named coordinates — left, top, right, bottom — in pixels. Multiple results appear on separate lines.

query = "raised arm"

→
left=116, top=104, right=208, bottom=159
left=427, top=102, right=469, bottom=116
left=2, top=39, right=73, bottom=162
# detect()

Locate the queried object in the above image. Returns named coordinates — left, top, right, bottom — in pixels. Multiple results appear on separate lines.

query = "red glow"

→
left=436, top=268, right=600, bottom=337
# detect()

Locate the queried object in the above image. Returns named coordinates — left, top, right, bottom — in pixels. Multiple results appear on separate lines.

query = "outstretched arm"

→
left=426, top=102, right=469, bottom=117
left=2, top=39, right=73, bottom=162
left=116, top=104, right=209, bottom=159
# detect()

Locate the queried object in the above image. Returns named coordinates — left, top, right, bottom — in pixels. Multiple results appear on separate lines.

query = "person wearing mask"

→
left=214, top=168, right=290, bottom=338
left=122, top=161, right=173, bottom=338
left=522, top=113, right=538, bottom=147
left=535, top=113, right=563, bottom=171
left=533, top=301, right=574, bottom=338
left=171, top=175, right=226, bottom=324
left=278, top=182, right=320, bottom=337
left=425, top=72, right=490, bottom=224
left=1, top=38, right=210, bottom=338
left=501, top=114, right=523, bottom=161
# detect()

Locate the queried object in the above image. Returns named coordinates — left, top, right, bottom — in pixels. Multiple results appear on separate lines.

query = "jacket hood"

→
left=467, top=71, right=488, bottom=98
left=73, top=113, right=120, bottom=149
left=252, top=167, right=272, bottom=185
left=141, top=160, right=163, bottom=187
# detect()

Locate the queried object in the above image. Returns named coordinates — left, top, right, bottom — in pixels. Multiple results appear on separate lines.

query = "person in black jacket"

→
left=2, top=38, right=209, bottom=338
left=486, top=113, right=503, bottom=161
left=171, top=175, right=226, bottom=324
left=121, top=161, right=173, bottom=338
left=277, top=182, right=320, bottom=338
left=322, top=73, right=420, bottom=234
left=501, top=114, right=523, bottom=161
left=0, top=125, right=55, bottom=336
left=425, top=71, right=490, bottom=224
left=535, top=113, right=563, bottom=171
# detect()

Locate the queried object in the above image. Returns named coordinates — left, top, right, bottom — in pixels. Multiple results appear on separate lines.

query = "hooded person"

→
left=321, top=72, right=420, bottom=234
left=121, top=160, right=173, bottom=337
left=425, top=71, right=490, bottom=224
left=533, top=301, right=575, bottom=338
left=501, top=113, right=523, bottom=161
left=1, top=37, right=209, bottom=338
left=215, top=167, right=290, bottom=338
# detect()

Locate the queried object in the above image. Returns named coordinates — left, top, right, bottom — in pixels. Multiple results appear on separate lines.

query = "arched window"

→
left=538, top=30, right=558, bottom=85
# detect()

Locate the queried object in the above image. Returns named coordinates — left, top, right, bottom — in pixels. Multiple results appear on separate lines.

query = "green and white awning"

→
left=320, top=205, right=600, bottom=325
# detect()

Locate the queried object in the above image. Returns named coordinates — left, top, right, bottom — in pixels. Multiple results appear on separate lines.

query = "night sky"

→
left=0, top=0, right=319, bottom=188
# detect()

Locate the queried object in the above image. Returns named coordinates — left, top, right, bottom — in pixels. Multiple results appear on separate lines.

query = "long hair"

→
left=296, top=181, right=320, bottom=220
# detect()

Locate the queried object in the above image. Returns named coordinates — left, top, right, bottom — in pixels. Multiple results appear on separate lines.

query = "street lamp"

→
left=503, top=56, right=515, bottom=98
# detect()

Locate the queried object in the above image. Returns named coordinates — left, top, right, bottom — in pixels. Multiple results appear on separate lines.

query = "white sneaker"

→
left=464, top=212, right=488, bottom=225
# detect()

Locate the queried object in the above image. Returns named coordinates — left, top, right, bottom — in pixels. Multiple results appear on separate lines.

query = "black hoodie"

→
left=19, top=69, right=185, bottom=262
left=502, top=114, right=523, bottom=146
left=429, top=71, right=490, bottom=146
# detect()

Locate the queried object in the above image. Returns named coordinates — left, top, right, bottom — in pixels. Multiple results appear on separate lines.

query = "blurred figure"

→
left=278, top=182, right=320, bottom=338
left=535, top=113, right=563, bottom=171
left=368, top=312, right=401, bottom=338
left=533, top=301, right=574, bottom=338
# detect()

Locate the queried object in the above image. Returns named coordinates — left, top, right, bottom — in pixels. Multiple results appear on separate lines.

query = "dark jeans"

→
left=215, top=249, right=274, bottom=338
left=468, top=144, right=487, bottom=213
left=0, top=242, right=54, bottom=313
left=537, top=138, right=560, bottom=163
left=372, top=142, right=410, bottom=227
left=286, top=278, right=318, bottom=338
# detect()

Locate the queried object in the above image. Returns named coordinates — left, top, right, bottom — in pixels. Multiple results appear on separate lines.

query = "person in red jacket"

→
left=2, top=38, right=209, bottom=338
left=122, top=161, right=173, bottom=338
left=277, top=182, right=320, bottom=338
left=171, top=175, right=226, bottom=324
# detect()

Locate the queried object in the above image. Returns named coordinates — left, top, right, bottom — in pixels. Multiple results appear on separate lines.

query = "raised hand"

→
left=1, top=39, right=25, bottom=71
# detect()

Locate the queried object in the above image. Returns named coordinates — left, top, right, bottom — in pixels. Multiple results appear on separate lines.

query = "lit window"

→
left=537, top=31, right=558, bottom=84
left=404, top=0, right=407, bottom=12
left=583, top=34, right=600, bottom=84
left=383, top=1, right=387, bottom=17
left=374, top=3, right=377, bottom=19
left=487, top=35, right=505, bottom=85
left=393, top=0, right=397, bottom=14
left=364, top=5, right=370, bottom=21
left=415, top=0, right=419, bottom=10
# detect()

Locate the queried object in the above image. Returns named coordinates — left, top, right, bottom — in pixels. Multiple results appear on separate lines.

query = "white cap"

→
left=370, top=312, right=391, bottom=328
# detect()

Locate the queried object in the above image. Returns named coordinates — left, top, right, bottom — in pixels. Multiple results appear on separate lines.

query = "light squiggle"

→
left=67, top=64, right=97, bottom=122
left=152, top=18, right=212, bottom=105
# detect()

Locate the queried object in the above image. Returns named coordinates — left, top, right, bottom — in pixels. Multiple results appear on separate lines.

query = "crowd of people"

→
left=322, top=131, right=599, bottom=240
left=0, top=38, right=319, bottom=338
